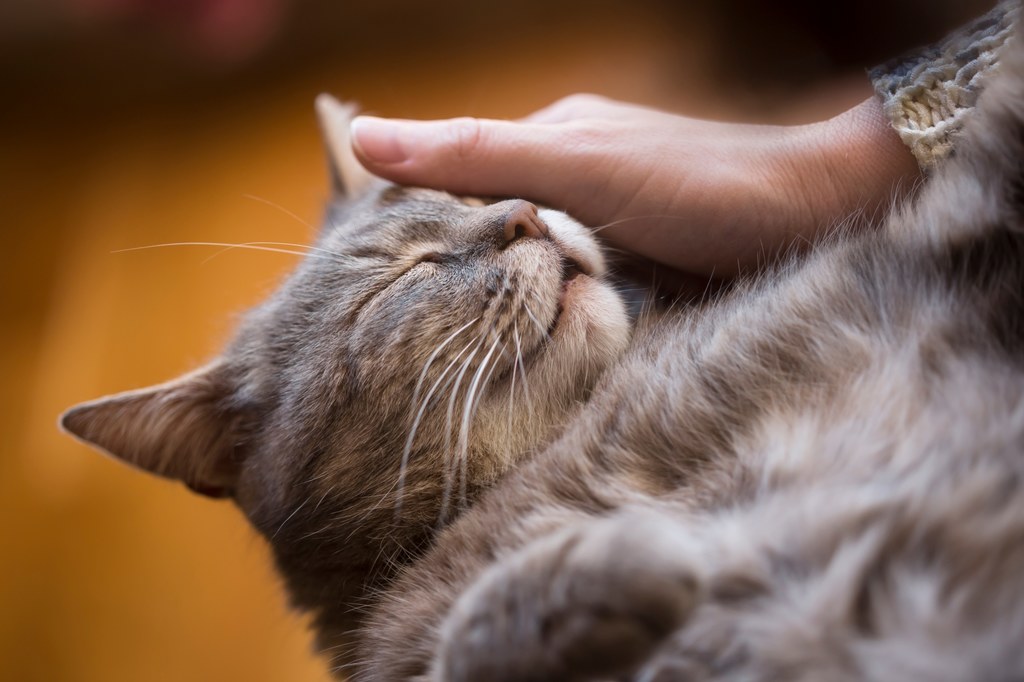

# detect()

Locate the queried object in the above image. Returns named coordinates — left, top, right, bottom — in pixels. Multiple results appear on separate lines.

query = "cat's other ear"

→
left=316, top=94, right=377, bottom=198
left=60, top=361, right=248, bottom=499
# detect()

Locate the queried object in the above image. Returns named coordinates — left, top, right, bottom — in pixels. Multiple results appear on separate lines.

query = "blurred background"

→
left=0, top=0, right=993, bottom=680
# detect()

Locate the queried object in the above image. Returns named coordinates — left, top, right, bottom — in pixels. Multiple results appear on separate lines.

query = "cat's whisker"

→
left=507, top=324, right=520, bottom=435
left=432, top=337, right=484, bottom=458
left=513, top=323, right=535, bottom=424
left=392, top=329, right=480, bottom=520
left=245, top=240, right=352, bottom=260
left=522, top=301, right=548, bottom=339
left=439, top=339, right=484, bottom=525
left=241, top=193, right=315, bottom=230
left=197, top=240, right=352, bottom=266
left=598, top=245, right=633, bottom=258
left=466, top=338, right=507, bottom=501
left=586, top=213, right=690, bottom=235
left=408, top=318, right=481, bottom=423
left=112, top=241, right=349, bottom=265
left=457, top=336, right=501, bottom=506
left=443, top=341, right=482, bottom=513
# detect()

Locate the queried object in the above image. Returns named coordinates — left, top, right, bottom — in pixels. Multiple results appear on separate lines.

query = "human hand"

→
left=350, top=94, right=921, bottom=276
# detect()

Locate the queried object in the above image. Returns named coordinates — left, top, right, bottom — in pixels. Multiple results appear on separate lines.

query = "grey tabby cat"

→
left=63, top=16, right=1024, bottom=682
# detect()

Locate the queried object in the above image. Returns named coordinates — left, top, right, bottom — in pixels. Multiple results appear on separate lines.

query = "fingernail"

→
left=350, top=116, right=407, bottom=164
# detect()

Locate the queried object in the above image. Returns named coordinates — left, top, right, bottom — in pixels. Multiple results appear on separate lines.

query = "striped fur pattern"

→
left=63, top=13, right=1024, bottom=682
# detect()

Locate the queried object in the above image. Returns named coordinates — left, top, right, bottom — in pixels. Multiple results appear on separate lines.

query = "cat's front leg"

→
left=430, top=510, right=701, bottom=682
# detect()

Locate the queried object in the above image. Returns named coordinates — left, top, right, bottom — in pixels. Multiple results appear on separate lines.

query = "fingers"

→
left=522, top=94, right=667, bottom=125
left=350, top=115, right=601, bottom=204
left=522, top=93, right=617, bottom=123
left=348, top=92, right=670, bottom=210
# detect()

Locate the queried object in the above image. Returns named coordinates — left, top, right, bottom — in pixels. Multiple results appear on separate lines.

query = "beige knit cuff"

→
left=869, top=1, right=1017, bottom=171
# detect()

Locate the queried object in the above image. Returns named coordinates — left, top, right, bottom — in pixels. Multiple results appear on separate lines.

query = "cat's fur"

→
left=63, top=10, right=1024, bottom=680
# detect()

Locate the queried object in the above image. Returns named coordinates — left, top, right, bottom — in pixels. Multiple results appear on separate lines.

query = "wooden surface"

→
left=0, top=1, right=976, bottom=679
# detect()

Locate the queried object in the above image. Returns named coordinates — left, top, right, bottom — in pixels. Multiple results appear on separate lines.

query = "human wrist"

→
left=812, top=96, right=921, bottom=227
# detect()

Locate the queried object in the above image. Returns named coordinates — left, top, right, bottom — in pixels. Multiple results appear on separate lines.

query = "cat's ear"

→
left=60, top=361, right=248, bottom=499
left=316, top=94, right=377, bottom=198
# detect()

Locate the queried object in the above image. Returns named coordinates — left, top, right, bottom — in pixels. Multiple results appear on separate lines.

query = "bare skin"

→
left=350, top=92, right=921, bottom=276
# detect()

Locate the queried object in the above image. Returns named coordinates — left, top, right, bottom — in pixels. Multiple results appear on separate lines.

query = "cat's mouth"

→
left=548, top=255, right=589, bottom=334
left=563, top=258, right=586, bottom=282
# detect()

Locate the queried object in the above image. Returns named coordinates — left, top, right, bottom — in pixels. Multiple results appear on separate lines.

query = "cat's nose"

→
left=502, top=200, right=548, bottom=244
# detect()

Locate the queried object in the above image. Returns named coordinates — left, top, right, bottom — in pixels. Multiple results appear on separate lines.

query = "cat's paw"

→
left=431, top=510, right=700, bottom=682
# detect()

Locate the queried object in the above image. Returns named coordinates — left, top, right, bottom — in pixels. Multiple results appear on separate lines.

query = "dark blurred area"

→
left=0, top=0, right=993, bottom=122
left=0, top=1, right=994, bottom=681
left=715, top=0, right=992, bottom=78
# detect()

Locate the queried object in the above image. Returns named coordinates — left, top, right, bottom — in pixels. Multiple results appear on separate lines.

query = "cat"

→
left=63, top=14, right=1024, bottom=682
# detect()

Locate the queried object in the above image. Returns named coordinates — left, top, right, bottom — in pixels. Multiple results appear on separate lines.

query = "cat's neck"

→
left=260, top=443, right=495, bottom=649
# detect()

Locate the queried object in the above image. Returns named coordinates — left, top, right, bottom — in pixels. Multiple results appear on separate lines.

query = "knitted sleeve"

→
left=869, top=1, right=1018, bottom=171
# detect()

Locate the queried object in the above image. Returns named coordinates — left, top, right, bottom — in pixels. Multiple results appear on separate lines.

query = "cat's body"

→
left=368, top=203, right=1024, bottom=681
left=63, top=11, right=1024, bottom=682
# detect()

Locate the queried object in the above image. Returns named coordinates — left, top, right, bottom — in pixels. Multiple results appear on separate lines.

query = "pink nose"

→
left=502, top=200, right=548, bottom=244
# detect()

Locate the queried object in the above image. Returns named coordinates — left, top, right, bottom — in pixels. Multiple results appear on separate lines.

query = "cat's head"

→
left=60, top=95, right=630, bottom=578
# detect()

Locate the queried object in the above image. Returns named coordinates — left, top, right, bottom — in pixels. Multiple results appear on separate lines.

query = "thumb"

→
left=349, top=115, right=593, bottom=203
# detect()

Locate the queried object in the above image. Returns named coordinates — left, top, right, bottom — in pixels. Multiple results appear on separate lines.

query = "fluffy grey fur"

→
left=64, top=12, right=1024, bottom=682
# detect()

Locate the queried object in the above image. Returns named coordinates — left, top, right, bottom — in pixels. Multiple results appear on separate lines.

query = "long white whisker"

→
left=198, top=240, right=352, bottom=266
left=466, top=337, right=507, bottom=499
left=523, top=301, right=548, bottom=338
left=241, top=193, right=315, bottom=230
left=362, top=337, right=480, bottom=527
left=393, top=327, right=480, bottom=518
left=112, top=241, right=346, bottom=264
left=507, top=325, right=520, bottom=435
left=439, top=339, right=484, bottom=524
left=513, top=323, right=534, bottom=423
left=588, top=213, right=688, bottom=235
left=457, top=336, right=501, bottom=506
left=409, top=318, right=480, bottom=419
left=245, top=241, right=350, bottom=259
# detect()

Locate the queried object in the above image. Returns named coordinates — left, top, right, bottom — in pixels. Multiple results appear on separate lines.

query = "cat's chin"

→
left=473, top=273, right=629, bottom=477
left=524, top=271, right=631, bottom=407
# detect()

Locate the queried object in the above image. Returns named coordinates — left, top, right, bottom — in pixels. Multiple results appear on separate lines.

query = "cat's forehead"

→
left=380, top=186, right=464, bottom=205
left=333, top=186, right=474, bottom=244
left=378, top=186, right=493, bottom=226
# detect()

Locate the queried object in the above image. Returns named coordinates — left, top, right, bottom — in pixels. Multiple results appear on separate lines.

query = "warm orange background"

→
left=0, top=1, right=990, bottom=680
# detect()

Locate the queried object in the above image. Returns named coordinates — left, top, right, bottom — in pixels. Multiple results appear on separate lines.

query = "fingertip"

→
left=349, top=115, right=574, bottom=201
left=349, top=116, right=497, bottom=188
left=350, top=116, right=408, bottom=165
